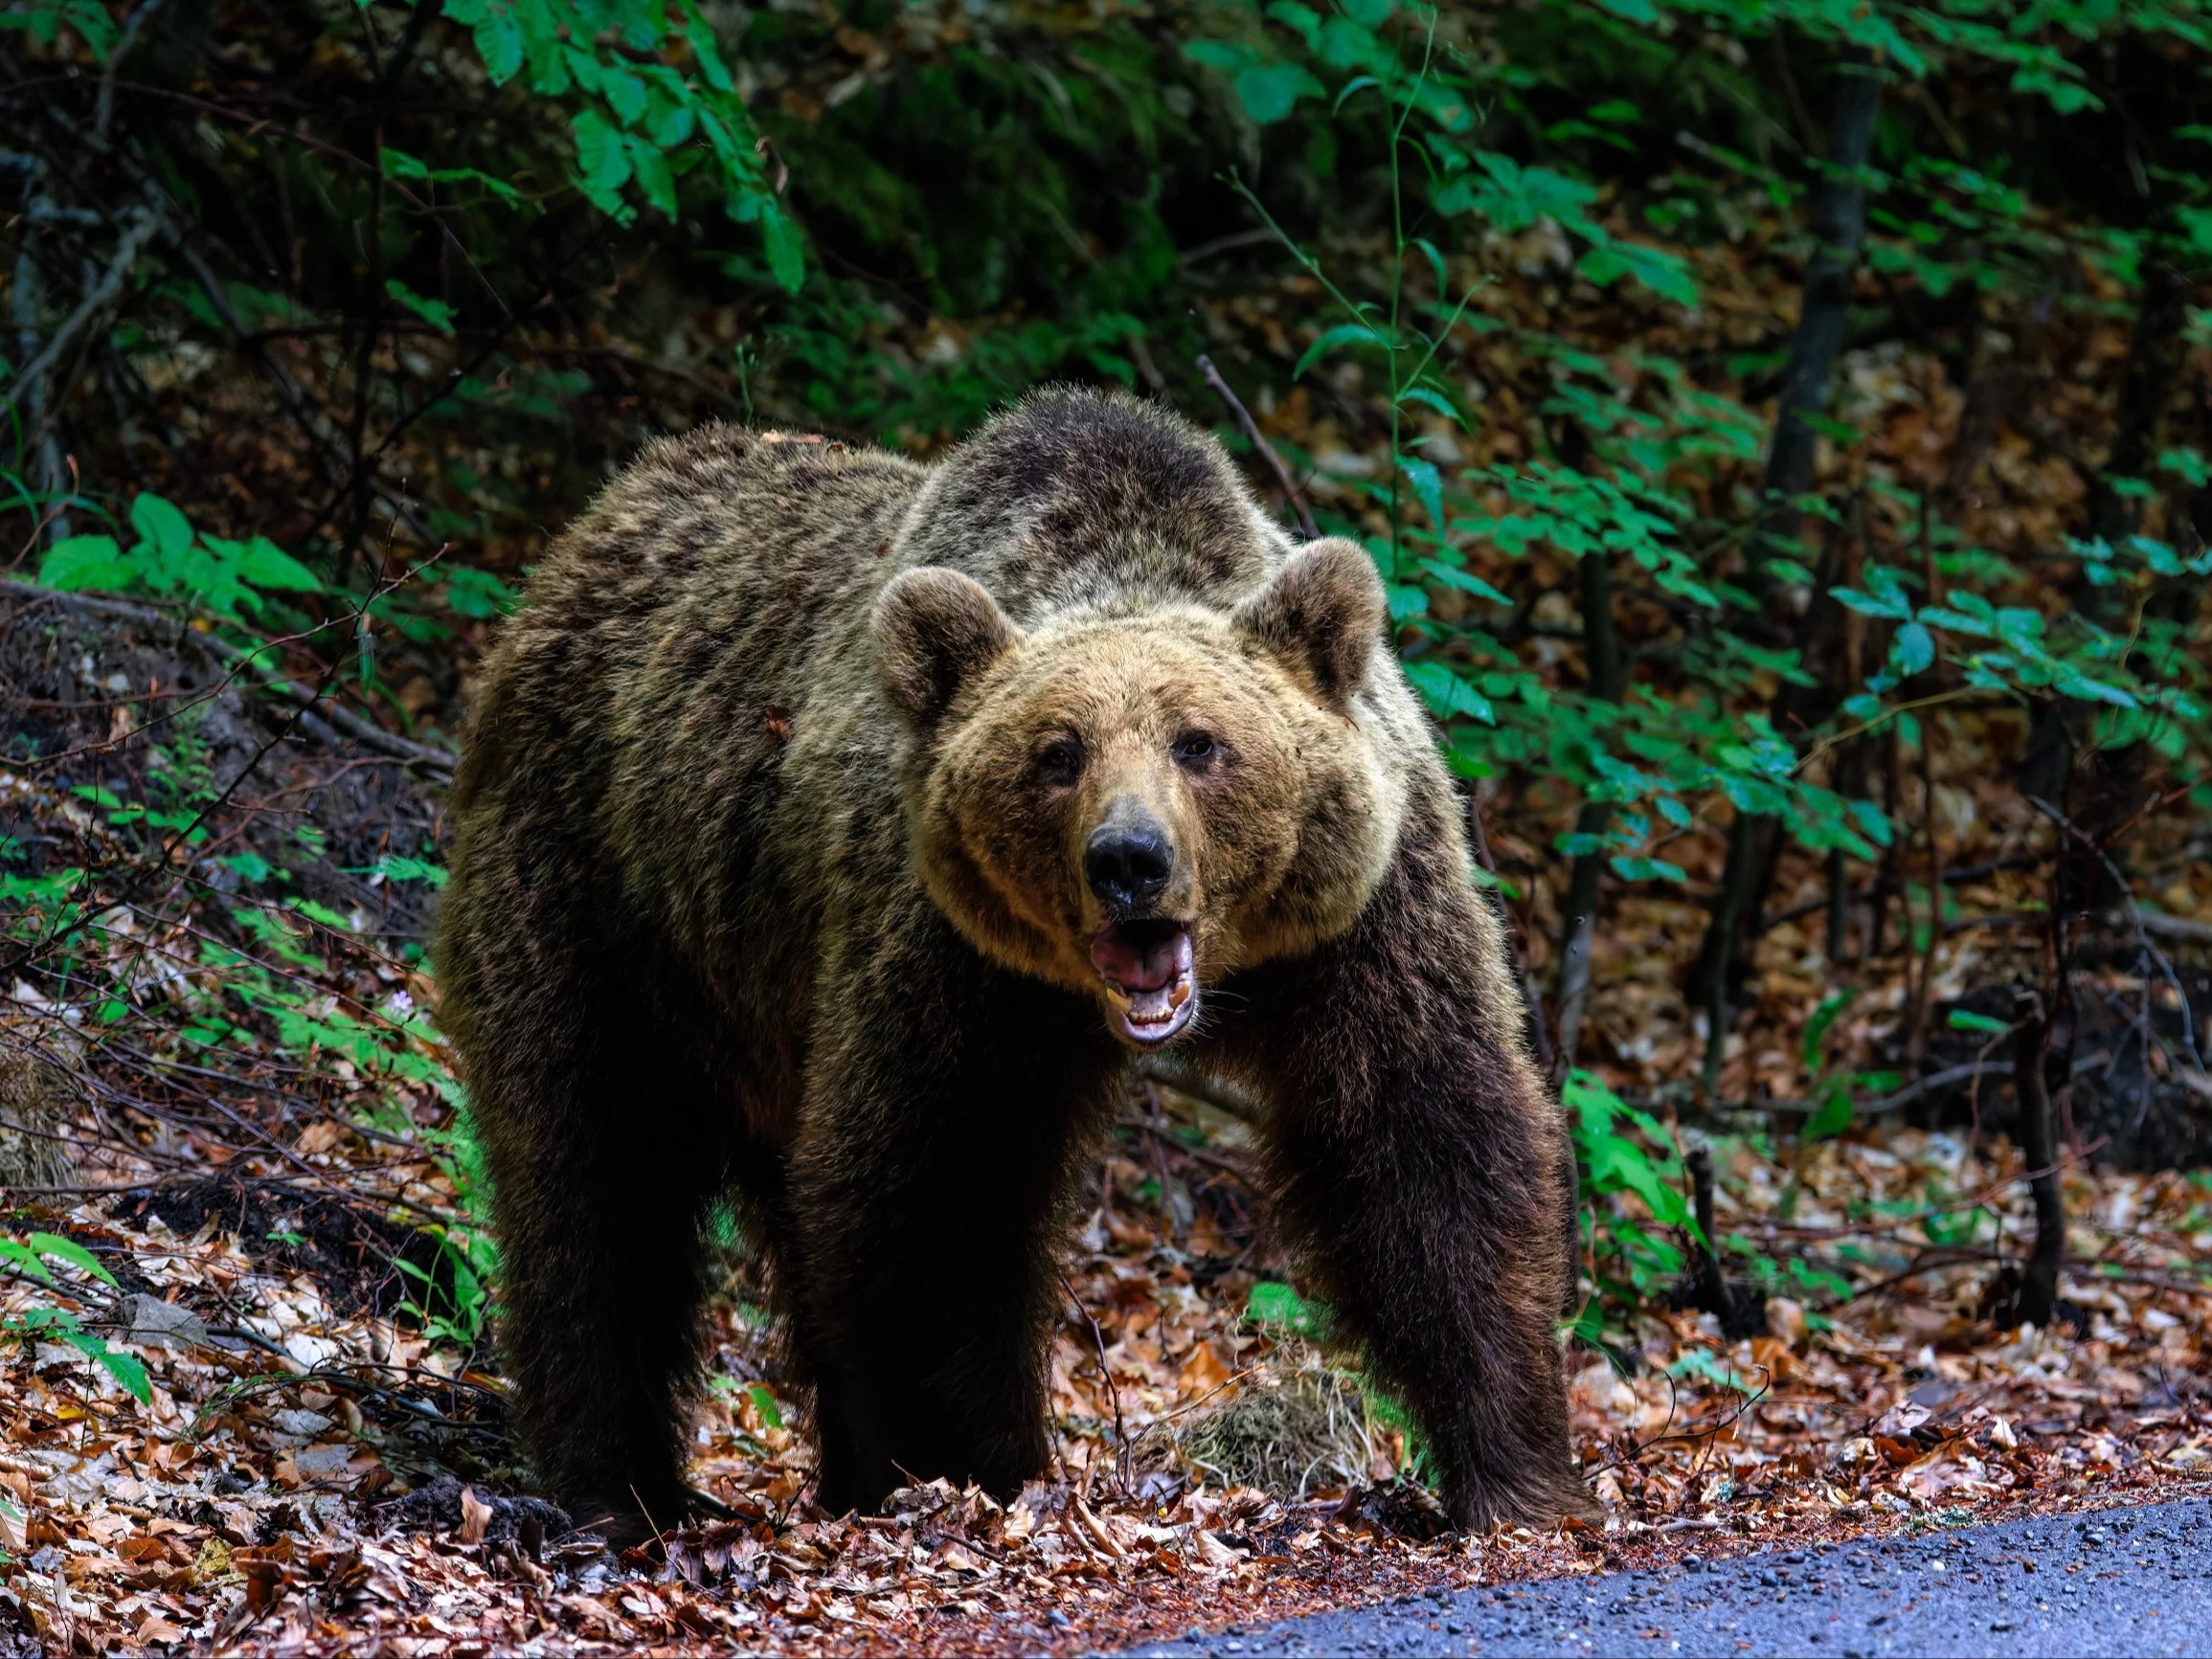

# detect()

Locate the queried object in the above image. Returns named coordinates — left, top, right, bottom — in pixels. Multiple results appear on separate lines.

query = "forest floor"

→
left=1, top=1053, right=2209, bottom=1656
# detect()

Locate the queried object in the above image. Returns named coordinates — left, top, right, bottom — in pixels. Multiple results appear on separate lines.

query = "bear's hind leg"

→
left=444, top=900, right=738, bottom=1536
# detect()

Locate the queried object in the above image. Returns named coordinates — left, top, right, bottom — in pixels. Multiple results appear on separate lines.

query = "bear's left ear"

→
left=1231, top=538, right=1387, bottom=712
left=874, top=566, right=1021, bottom=732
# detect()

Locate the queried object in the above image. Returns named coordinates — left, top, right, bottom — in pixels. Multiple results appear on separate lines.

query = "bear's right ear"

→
left=873, top=566, right=1021, bottom=732
left=1231, top=538, right=1387, bottom=713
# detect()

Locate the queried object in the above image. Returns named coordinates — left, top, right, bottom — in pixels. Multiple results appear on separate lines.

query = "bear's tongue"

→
left=1091, top=921, right=1194, bottom=1041
left=1092, top=921, right=1189, bottom=992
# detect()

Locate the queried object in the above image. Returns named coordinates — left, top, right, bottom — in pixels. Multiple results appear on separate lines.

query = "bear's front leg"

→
left=782, top=907, right=1128, bottom=1515
left=1214, top=787, right=1600, bottom=1532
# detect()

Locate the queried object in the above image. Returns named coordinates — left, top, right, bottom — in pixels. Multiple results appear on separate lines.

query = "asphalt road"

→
left=1123, top=1496, right=2212, bottom=1658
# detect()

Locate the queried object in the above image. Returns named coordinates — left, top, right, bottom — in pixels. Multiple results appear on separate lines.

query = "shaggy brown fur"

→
left=436, top=388, right=1596, bottom=1536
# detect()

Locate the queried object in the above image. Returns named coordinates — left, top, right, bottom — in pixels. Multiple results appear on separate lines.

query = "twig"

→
left=1821, top=1244, right=1989, bottom=1309
left=1738, top=1142, right=2099, bottom=1240
left=1195, top=354, right=1319, bottom=540
left=1125, top=1113, right=1258, bottom=1184
left=1764, top=853, right=2043, bottom=928
left=94, top=0, right=171, bottom=147
left=1687, top=1048, right=2104, bottom=1117
left=1061, top=1270, right=1130, bottom=1499
left=0, top=209, right=164, bottom=418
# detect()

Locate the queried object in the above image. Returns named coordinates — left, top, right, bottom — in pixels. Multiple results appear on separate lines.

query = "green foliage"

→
left=1797, top=991, right=1876, bottom=1142
left=394, top=1223, right=497, bottom=1349
left=1564, top=1068, right=1693, bottom=1312
left=0, top=1233, right=150, bottom=1403
left=38, top=495, right=321, bottom=621
left=1244, top=1278, right=1331, bottom=1339
left=0, top=1229, right=115, bottom=1288
left=392, top=0, right=799, bottom=281
left=745, top=1380, right=783, bottom=1430
left=2, top=730, right=494, bottom=1357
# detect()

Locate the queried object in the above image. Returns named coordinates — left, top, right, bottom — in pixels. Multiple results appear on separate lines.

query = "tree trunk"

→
left=1749, top=50, right=1885, bottom=602
left=1687, top=52, right=1883, bottom=1011
left=2005, top=989, right=2065, bottom=1330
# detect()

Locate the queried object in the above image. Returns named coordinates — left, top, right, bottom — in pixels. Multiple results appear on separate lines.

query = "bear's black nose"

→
left=1085, top=823, right=1173, bottom=911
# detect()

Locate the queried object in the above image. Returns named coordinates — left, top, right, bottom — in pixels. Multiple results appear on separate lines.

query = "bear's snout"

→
left=1083, top=818, right=1174, bottom=913
left=1082, top=804, right=1197, bottom=1046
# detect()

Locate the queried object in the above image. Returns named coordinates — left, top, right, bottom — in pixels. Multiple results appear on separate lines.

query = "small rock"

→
left=124, top=1292, right=211, bottom=1351
left=1682, top=1555, right=1704, bottom=1573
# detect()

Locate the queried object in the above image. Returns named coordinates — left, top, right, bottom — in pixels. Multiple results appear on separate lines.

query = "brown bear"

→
left=435, top=387, right=1596, bottom=1538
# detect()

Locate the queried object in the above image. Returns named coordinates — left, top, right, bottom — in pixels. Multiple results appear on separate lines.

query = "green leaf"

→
left=1803, top=1090, right=1854, bottom=1142
left=1893, top=621, right=1935, bottom=676
left=1800, top=991, right=1856, bottom=1075
left=1234, top=63, right=1323, bottom=125
left=221, top=851, right=273, bottom=884
left=1947, top=1009, right=2011, bottom=1036
left=384, top=278, right=457, bottom=334
left=1246, top=1280, right=1329, bottom=1336
left=572, top=108, right=632, bottom=213
left=1399, top=456, right=1444, bottom=530
left=233, top=537, right=321, bottom=593
left=0, top=1241, right=55, bottom=1286
left=1575, top=241, right=1699, bottom=307
left=28, top=1233, right=117, bottom=1286
left=627, top=136, right=679, bottom=220
left=1397, top=385, right=1461, bottom=424
left=1404, top=660, right=1494, bottom=725
left=91, top=1340, right=151, bottom=1402
left=1293, top=322, right=1385, bottom=381
left=745, top=1381, right=783, bottom=1428
left=1182, top=39, right=1249, bottom=73
left=758, top=200, right=805, bottom=294
left=129, top=493, right=194, bottom=560
left=379, top=147, right=521, bottom=205
left=1419, top=560, right=1511, bottom=606
left=37, top=534, right=132, bottom=592
left=463, top=0, right=525, bottom=83
left=370, top=855, right=448, bottom=887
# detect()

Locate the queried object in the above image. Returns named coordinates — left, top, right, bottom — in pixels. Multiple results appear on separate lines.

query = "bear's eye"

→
left=1035, top=736, right=1085, bottom=786
left=1171, top=731, right=1217, bottom=771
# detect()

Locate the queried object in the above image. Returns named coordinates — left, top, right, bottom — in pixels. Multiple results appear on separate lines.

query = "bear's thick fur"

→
left=436, top=388, right=1595, bottom=1536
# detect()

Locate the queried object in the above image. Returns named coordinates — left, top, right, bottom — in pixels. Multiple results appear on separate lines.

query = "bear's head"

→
left=874, top=540, right=1403, bottom=1049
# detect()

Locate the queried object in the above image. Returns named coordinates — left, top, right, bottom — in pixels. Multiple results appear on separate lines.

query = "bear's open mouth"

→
left=1090, top=918, right=1196, bottom=1047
